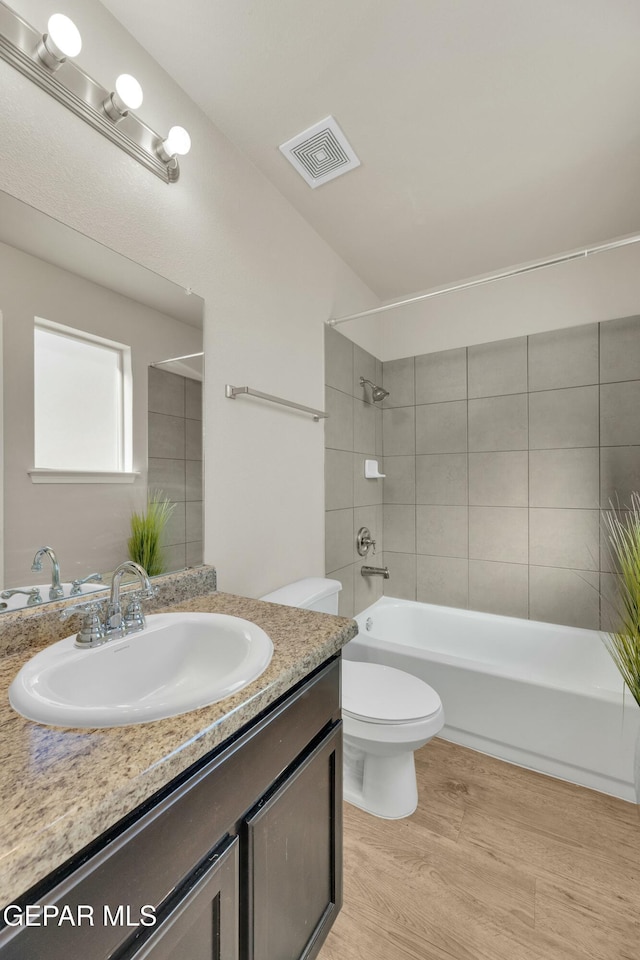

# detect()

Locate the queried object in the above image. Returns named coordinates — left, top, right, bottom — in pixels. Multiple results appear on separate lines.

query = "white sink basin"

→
left=9, top=613, right=274, bottom=728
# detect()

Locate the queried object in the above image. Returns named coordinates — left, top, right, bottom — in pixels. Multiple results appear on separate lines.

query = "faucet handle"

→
left=1, top=587, right=42, bottom=606
left=70, top=573, right=103, bottom=596
left=61, top=601, right=107, bottom=647
left=124, top=592, right=146, bottom=632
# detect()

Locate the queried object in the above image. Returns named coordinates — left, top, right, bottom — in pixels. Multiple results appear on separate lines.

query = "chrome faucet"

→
left=105, top=561, right=155, bottom=637
left=31, top=546, right=64, bottom=600
left=61, top=561, right=155, bottom=648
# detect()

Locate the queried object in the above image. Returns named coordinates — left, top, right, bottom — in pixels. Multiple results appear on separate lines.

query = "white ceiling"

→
left=101, top=0, right=640, bottom=301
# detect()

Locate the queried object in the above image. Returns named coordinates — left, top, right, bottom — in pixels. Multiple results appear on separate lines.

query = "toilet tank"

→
left=259, top=578, right=342, bottom=614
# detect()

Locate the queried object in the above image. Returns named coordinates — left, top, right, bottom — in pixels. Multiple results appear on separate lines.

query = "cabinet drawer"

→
left=0, top=658, right=339, bottom=960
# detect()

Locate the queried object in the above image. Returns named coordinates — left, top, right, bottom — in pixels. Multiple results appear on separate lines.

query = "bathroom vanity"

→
left=0, top=580, right=356, bottom=960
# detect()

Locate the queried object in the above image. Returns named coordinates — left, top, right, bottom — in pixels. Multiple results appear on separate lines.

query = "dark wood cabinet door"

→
left=246, top=723, right=342, bottom=960
left=123, top=835, right=239, bottom=960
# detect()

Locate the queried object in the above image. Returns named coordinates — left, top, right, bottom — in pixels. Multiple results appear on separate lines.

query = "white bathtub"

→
left=345, top=596, right=640, bottom=802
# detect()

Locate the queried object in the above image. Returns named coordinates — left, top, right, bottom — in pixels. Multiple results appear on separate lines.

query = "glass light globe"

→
left=164, top=126, right=191, bottom=157
left=47, top=13, right=82, bottom=58
left=115, top=74, right=143, bottom=110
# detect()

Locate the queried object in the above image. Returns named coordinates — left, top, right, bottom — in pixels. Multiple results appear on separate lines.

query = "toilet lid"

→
left=342, top=660, right=441, bottom=724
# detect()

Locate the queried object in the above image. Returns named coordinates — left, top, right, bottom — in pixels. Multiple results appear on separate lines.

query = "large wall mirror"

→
left=0, top=190, right=204, bottom=611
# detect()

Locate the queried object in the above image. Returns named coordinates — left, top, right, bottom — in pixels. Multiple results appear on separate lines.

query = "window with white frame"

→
left=34, top=319, right=132, bottom=473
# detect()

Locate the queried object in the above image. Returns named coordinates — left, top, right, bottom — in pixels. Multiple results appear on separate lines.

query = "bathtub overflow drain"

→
left=365, top=617, right=373, bottom=631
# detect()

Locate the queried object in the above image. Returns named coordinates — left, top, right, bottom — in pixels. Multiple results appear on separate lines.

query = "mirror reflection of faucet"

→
left=0, top=587, right=42, bottom=606
left=31, top=546, right=64, bottom=600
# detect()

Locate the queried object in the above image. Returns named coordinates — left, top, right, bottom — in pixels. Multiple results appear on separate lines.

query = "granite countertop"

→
left=0, top=591, right=357, bottom=907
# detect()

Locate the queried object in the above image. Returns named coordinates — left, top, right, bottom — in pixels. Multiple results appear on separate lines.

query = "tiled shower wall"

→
left=324, top=327, right=385, bottom=617
left=381, top=316, right=640, bottom=630
left=148, top=367, right=203, bottom=572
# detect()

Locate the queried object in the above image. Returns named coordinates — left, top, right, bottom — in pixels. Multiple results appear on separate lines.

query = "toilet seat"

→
left=342, top=660, right=441, bottom=724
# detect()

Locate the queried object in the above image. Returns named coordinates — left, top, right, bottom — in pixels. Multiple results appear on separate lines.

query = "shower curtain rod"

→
left=326, top=232, right=640, bottom=327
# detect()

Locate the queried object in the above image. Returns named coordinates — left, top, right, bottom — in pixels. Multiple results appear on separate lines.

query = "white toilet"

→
left=260, top=577, right=445, bottom=820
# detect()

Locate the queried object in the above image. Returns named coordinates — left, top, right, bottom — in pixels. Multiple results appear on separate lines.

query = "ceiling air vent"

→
left=279, top=116, right=360, bottom=189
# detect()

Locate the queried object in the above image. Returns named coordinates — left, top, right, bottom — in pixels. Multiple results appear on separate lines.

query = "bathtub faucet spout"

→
left=361, top=565, right=390, bottom=580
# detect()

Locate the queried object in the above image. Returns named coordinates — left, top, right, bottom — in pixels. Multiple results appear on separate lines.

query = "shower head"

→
left=359, top=376, right=389, bottom=402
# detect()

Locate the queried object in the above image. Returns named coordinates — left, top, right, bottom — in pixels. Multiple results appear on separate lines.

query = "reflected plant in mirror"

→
left=128, top=493, right=176, bottom=577
left=0, top=190, right=205, bottom=611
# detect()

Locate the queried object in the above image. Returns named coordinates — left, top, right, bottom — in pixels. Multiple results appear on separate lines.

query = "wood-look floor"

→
left=319, top=738, right=640, bottom=960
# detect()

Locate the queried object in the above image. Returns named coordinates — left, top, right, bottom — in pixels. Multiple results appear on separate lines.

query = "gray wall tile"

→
left=325, top=508, right=354, bottom=572
left=334, top=315, right=640, bottom=632
left=185, top=379, right=202, bottom=421
left=374, top=407, right=383, bottom=456
left=469, top=451, right=528, bottom=507
left=324, top=387, right=353, bottom=451
left=149, top=367, right=185, bottom=417
left=355, top=563, right=385, bottom=613
left=325, top=326, right=353, bottom=395
left=529, top=566, right=599, bottom=629
left=325, top=449, right=354, bottom=510
left=416, top=505, right=468, bottom=558
left=161, top=502, right=186, bottom=547
left=416, top=454, right=468, bottom=505
left=383, top=552, right=417, bottom=601
left=382, top=504, right=416, bottom=553
left=468, top=337, right=527, bottom=398
left=416, top=400, right=467, bottom=454
left=148, top=412, right=186, bottom=460
left=468, top=560, right=529, bottom=619
left=416, top=555, right=468, bottom=607
left=382, top=406, right=415, bottom=455
left=185, top=460, right=202, bottom=501
left=383, top=456, right=415, bottom=504
left=529, top=448, right=599, bottom=508
left=600, top=572, right=623, bottom=632
left=148, top=368, right=202, bottom=563
left=415, top=348, right=467, bottom=403
left=162, top=543, right=186, bottom=573
left=529, top=508, right=600, bottom=571
left=326, top=563, right=356, bottom=618
left=600, top=315, right=640, bottom=384
left=529, top=385, right=599, bottom=449
left=186, top=541, right=203, bottom=566
left=600, top=381, right=640, bottom=446
left=148, top=458, right=185, bottom=502
left=354, top=398, right=377, bottom=453
left=186, top=501, right=203, bottom=542
left=599, top=510, right=629, bottom=573
left=353, top=454, right=384, bottom=507
left=468, top=394, right=528, bottom=452
left=600, top=446, right=640, bottom=507
left=528, top=324, right=598, bottom=391
left=186, top=418, right=202, bottom=460
left=382, top=356, right=415, bottom=407
left=469, top=506, right=528, bottom=563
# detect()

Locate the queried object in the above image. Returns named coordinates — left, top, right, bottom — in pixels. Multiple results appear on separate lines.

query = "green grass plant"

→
left=602, top=492, right=640, bottom=708
left=128, top=492, right=176, bottom=577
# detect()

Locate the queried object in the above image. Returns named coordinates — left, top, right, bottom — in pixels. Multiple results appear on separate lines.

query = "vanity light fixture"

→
left=157, top=125, right=192, bottom=162
left=0, top=1, right=191, bottom=182
left=103, top=73, right=144, bottom=122
left=35, top=12, right=81, bottom=71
